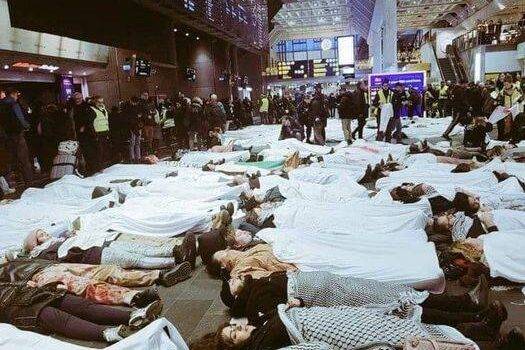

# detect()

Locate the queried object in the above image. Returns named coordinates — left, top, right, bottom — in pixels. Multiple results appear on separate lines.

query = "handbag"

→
left=403, top=337, right=476, bottom=350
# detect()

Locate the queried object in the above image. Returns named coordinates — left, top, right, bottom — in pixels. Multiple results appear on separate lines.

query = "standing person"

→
left=328, top=93, right=337, bottom=118
left=36, top=103, right=65, bottom=172
left=385, top=83, right=408, bottom=143
left=0, top=88, right=34, bottom=187
left=206, top=94, right=226, bottom=133
left=121, top=97, right=142, bottom=164
left=437, top=81, right=449, bottom=118
left=309, top=84, right=329, bottom=145
left=232, top=97, right=245, bottom=128
left=89, top=96, right=110, bottom=167
left=352, top=80, right=368, bottom=140
left=108, top=104, right=127, bottom=164
left=243, top=97, right=253, bottom=126
left=69, top=93, right=97, bottom=175
left=442, top=81, right=468, bottom=140
left=407, top=87, right=422, bottom=120
left=498, top=78, right=522, bottom=141
left=372, top=80, right=393, bottom=141
left=297, top=95, right=312, bottom=143
left=258, top=94, right=269, bottom=125
left=188, top=97, right=204, bottom=150
left=337, top=85, right=354, bottom=144
left=495, top=19, right=503, bottom=43
left=175, top=97, right=191, bottom=150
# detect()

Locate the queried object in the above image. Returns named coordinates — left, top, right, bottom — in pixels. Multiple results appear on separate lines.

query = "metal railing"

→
left=452, top=21, right=525, bottom=52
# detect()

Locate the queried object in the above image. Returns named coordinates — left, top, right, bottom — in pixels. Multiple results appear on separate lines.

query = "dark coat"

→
left=337, top=92, right=355, bottom=119
left=0, top=259, right=54, bottom=283
left=0, top=96, right=30, bottom=135
left=0, top=282, right=65, bottom=331
left=240, top=310, right=291, bottom=350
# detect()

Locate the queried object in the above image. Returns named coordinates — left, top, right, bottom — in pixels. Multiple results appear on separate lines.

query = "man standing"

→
left=438, top=81, right=449, bottom=118
left=372, top=80, right=393, bottom=141
left=443, top=81, right=469, bottom=140
left=71, top=92, right=100, bottom=175
left=89, top=96, right=110, bottom=167
left=337, top=85, right=354, bottom=144
left=309, top=84, right=329, bottom=145
left=352, top=80, right=368, bottom=140
left=258, top=94, right=269, bottom=124
left=385, top=83, right=408, bottom=143
left=0, top=88, right=33, bottom=188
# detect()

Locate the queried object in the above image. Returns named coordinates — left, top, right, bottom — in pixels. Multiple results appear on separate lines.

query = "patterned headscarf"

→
left=452, top=212, right=473, bottom=241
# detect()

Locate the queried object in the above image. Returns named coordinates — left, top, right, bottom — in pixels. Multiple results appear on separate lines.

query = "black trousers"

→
left=352, top=117, right=366, bottom=139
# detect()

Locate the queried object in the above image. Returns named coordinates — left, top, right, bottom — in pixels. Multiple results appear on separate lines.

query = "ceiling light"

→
left=185, top=33, right=190, bottom=37
left=68, top=71, right=73, bottom=75
left=196, top=36, right=200, bottom=40
left=28, top=67, right=33, bottom=71
left=173, top=28, right=178, bottom=32
left=3, top=64, right=8, bottom=70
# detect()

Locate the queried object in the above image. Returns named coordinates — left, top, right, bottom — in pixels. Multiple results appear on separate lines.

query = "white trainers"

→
left=102, top=325, right=132, bottom=343
left=129, top=300, right=163, bottom=329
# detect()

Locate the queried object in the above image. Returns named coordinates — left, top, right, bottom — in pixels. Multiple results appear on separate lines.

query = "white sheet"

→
left=272, top=199, right=431, bottom=234
left=257, top=228, right=444, bottom=292
left=0, top=318, right=188, bottom=350
left=483, top=230, right=525, bottom=283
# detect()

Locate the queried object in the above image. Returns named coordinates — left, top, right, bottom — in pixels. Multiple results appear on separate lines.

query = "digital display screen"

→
left=338, top=36, right=355, bottom=66
left=276, top=59, right=339, bottom=80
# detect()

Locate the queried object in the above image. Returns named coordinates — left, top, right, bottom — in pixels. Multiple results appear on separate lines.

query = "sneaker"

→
left=158, top=261, right=192, bottom=287
left=130, top=287, right=160, bottom=308
left=182, top=233, right=197, bottom=268
left=129, top=300, right=163, bottom=329
left=103, top=325, right=134, bottom=343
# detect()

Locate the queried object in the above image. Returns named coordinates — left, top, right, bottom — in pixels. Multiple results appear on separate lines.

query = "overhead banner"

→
left=368, top=71, right=426, bottom=101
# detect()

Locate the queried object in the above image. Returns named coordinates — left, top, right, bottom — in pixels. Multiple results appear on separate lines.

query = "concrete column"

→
left=369, top=28, right=382, bottom=74
left=382, top=0, right=398, bottom=72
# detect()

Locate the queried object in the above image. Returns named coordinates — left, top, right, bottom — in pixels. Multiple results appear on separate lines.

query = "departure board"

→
left=275, top=59, right=339, bottom=79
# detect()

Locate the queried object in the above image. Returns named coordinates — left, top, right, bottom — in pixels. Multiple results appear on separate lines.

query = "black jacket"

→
left=0, top=97, right=30, bottom=135
left=337, top=92, right=355, bottom=119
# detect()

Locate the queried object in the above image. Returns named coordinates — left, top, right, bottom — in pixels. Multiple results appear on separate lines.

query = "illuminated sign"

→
left=12, top=62, right=59, bottom=72
left=337, top=36, right=355, bottom=66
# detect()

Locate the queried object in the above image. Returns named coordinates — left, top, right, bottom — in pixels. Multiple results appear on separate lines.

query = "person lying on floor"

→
left=0, top=281, right=162, bottom=343
left=409, top=140, right=507, bottom=162
left=191, top=301, right=486, bottom=350
left=221, top=271, right=500, bottom=333
left=426, top=209, right=525, bottom=244
left=0, top=259, right=181, bottom=306
left=19, top=229, right=197, bottom=269
left=390, top=180, right=525, bottom=213
left=390, top=184, right=481, bottom=216
left=209, top=244, right=297, bottom=279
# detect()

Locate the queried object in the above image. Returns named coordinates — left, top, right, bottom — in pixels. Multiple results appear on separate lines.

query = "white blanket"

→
left=483, top=230, right=525, bottom=283
left=0, top=318, right=188, bottom=350
left=271, top=199, right=431, bottom=234
left=257, top=228, right=444, bottom=292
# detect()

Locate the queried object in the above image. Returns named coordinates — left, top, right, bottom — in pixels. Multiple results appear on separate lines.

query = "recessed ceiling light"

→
left=173, top=28, right=178, bottom=32
left=196, top=36, right=200, bottom=40
left=28, top=67, right=34, bottom=71
left=68, top=71, right=73, bottom=74
left=3, top=64, right=8, bottom=70
left=185, top=33, right=190, bottom=37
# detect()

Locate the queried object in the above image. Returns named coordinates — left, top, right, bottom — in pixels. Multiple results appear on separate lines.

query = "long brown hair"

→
left=189, top=323, right=239, bottom=350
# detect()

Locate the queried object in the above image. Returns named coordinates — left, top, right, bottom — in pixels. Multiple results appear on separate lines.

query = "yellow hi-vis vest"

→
left=439, top=86, right=449, bottom=99
left=260, top=98, right=269, bottom=113
left=378, top=90, right=392, bottom=105
left=91, top=106, right=109, bottom=133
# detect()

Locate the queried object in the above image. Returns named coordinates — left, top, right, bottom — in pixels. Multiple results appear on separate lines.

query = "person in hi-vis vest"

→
left=372, top=80, right=393, bottom=141
left=89, top=96, right=111, bottom=167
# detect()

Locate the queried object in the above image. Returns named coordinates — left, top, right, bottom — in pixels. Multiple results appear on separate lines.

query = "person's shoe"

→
left=130, top=287, right=160, bottom=308
left=498, top=327, right=525, bottom=350
left=182, top=232, right=197, bottom=268
left=371, top=164, right=382, bottom=179
left=103, top=325, right=134, bottom=343
left=129, top=300, right=163, bottom=329
left=226, top=202, right=235, bottom=217
left=159, top=262, right=192, bottom=287
left=468, top=275, right=489, bottom=311
left=387, top=153, right=394, bottom=162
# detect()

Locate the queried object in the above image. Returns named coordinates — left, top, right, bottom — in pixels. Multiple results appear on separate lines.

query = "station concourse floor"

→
left=57, top=255, right=525, bottom=350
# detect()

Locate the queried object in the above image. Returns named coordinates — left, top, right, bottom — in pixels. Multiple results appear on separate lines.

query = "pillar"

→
left=382, top=0, right=398, bottom=72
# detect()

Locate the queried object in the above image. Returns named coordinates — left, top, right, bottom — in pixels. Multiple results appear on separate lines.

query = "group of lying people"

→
left=2, top=125, right=525, bottom=349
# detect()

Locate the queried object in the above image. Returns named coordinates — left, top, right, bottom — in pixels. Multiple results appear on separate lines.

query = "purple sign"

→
left=58, top=75, right=75, bottom=102
left=368, top=71, right=426, bottom=99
